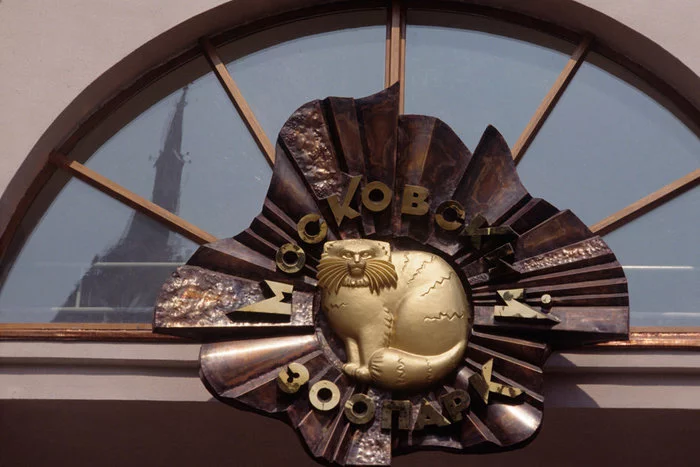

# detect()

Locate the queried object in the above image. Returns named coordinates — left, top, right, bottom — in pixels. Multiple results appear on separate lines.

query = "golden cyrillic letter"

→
left=297, top=213, right=328, bottom=244
left=344, top=393, right=376, bottom=425
left=381, top=400, right=412, bottom=430
left=401, top=185, right=430, bottom=216
left=361, top=181, right=392, bottom=212
left=235, top=280, right=293, bottom=315
left=440, top=389, right=470, bottom=422
left=435, top=200, right=465, bottom=231
left=326, top=175, right=362, bottom=226
left=276, top=362, right=309, bottom=394
left=309, top=380, right=341, bottom=411
left=414, top=400, right=450, bottom=430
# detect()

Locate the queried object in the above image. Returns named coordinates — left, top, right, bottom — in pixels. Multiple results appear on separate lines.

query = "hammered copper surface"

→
left=452, top=125, right=530, bottom=227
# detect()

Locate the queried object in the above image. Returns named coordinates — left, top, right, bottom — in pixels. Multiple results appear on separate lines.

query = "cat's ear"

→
left=322, top=241, right=335, bottom=256
left=374, top=241, right=392, bottom=260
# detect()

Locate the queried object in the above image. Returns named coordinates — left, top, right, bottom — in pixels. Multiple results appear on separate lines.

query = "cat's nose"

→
left=353, top=253, right=361, bottom=263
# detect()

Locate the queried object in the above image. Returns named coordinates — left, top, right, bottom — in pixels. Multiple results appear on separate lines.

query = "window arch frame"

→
left=0, top=0, right=698, bottom=347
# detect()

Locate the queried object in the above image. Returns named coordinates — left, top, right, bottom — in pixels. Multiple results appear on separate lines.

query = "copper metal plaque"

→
left=153, top=85, right=629, bottom=465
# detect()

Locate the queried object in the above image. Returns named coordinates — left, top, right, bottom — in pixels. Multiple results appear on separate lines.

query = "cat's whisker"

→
left=365, top=269, right=380, bottom=294
left=317, top=258, right=346, bottom=271
left=371, top=260, right=399, bottom=280
left=331, top=272, right=349, bottom=294
left=367, top=266, right=393, bottom=291
left=319, top=265, right=348, bottom=294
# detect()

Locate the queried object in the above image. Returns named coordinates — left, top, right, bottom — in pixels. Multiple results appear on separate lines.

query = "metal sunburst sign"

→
left=153, top=85, right=629, bottom=465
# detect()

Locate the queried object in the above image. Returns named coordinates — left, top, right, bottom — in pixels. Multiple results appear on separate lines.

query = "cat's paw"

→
left=342, top=363, right=360, bottom=376
left=355, top=366, right=371, bottom=382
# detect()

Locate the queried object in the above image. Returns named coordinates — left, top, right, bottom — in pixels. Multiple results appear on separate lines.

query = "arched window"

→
left=0, top=2, right=697, bottom=338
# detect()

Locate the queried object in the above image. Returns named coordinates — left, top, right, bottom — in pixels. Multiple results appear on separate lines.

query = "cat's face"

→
left=318, top=240, right=397, bottom=294
left=324, top=240, right=390, bottom=278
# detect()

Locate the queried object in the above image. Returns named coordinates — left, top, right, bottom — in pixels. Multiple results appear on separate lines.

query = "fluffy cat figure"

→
left=318, top=239, right=471, bottom=391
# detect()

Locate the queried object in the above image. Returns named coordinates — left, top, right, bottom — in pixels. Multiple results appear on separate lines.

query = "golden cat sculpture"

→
left=318, top=239, right=471, bottom=391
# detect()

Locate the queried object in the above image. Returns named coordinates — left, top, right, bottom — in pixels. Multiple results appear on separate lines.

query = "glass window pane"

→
left=74, top=57, right=271, bottom=239
left=603, top=187, right=700, bottom=327
left=0, top=174, right=197, bottom=323
left=517, top=52, right=700, bottom=225
left=220, top=10, right=386, bottom=140
left=3, top=10, right=696, bottom=330
left=405, top=10, right=573, bottom=149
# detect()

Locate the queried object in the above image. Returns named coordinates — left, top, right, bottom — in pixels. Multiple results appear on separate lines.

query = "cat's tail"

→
left=368, top=340, right=466, bottom=390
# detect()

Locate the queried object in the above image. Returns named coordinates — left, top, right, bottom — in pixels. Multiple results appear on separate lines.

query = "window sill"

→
left=1, top=324, right=700, bottom=349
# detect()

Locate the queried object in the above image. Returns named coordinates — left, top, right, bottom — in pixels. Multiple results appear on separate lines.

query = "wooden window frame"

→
left=1, top=0, right=698, bottom=349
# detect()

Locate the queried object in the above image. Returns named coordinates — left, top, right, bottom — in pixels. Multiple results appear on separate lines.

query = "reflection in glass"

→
left=603, top=187, right=700, bottom=326
left=2, top=10, right=697, bottom=328
left=405, top=10, right=573, bottom=150
left=76, top=57, right=271, bottom=239
left=0, top=175, right=197, bottom=323
left=220, top=10, right=386, bottom=140
left=518, top=52, right=700, bottom=226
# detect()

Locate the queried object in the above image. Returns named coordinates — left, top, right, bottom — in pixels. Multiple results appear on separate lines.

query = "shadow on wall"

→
left=1, top=400, right=699, bottom=467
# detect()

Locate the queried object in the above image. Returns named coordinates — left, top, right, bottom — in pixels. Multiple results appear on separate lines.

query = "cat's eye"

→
left=342, top=252, right=353, bottom=259
left=361, top=251, right=373, bottom=259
